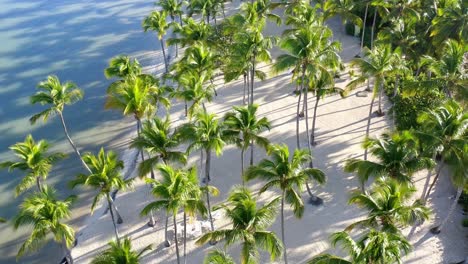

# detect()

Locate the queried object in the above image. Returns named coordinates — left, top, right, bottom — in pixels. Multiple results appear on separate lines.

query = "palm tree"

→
left=345, top=178, right=430, bottom=232
left=174, top=71, right=215, bottom=117
left=168, top=18, right=213, bottom=48
left=417, top=100, right=468, bottom=201
left=179, top=110, right=225, bottom=234
left=157, top=0, right=184, bottom=57
left=0, top=135, right=66, bottom=195
left=344, top=131, right=435, bottom=190
left=143, top=10, right=170, bottom=73
left=307, top=229, right=411, bottom=264
left=345, top=44, right=401, bottom=160
left=245, top=144, right=326, bottom=264
left=140, top=164, right=193, bottom=262
left=104, top=55, right=142, bottom=79
left=130, top=116, right=187, bottom=177
left=29, top=75, right=90, bottom=173
left=69, top=148, right=134, bottom=243
left=430, top=0, right=467, bottom=46
left=91, top=238, right=152, bottom=264
left=223, top=104, right=271, bottom=182
left=321, top=0, right=363, bottom=35
left=14, top=186, right=76, bottom=263
left=196, top=187, right=283, bottom=264
left=203, top=249, right=235, bottom=264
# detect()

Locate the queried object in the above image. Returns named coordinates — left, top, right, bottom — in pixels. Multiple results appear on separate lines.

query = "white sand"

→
left=71, top=2, right=468, bottom=263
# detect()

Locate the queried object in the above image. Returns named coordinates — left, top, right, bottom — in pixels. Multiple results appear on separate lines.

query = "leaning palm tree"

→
left=14, top=186, right=75, bottom=263
left=143, top=10, right=170, bottom=73
left=140, top=164, right=193, bottom=263
left=0, top=135, right=66, bottom=195
left=69, top=148, right=134, bottom=243
left=29, top=75, right=90, bottom=173
left=245, top=144, right=326, bottom=264
left=344, top=131, right=434, bottom=190
left=307, top=229, right=411, bottom=264
left=345, top=178, right=430, bottom=233
left=223, top=104, right=271, bottom=181
left=91, top=238, right=152, bottom=264
left=104, top=55, right=142, bottom=79
left=196, top=187, right=283, bottom=264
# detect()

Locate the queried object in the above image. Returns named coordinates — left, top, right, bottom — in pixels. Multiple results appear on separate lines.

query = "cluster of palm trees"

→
left=1, top=0, right=466, bottom=263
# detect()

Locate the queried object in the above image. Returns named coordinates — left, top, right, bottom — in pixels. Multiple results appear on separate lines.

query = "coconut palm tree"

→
left=91, top=238, right=152, bottom=264
left=430, top=0, right=467, bottom=46
left=14, top=186, right=76, bottom=263
left=203, top=249, right=235, bottom=264
left=140, top=165, right=194, bottom=262
left=344, top=131, right=435, bottom=190
left=179, top=110, right=225, bottom=233
left=196, top=187, right=283, bottom=264
left=104, top=55, right=142, bottom=79
left=69, top=148, right=134, bottom=243
left=0, top=135, right=66, bottom=195
left=143, top=10, right=170, bottom=73
left=345, top=178, right=430, bottom=232
left=321, top=0, right=363, bottom=30
left=29, top=75, right=90, bottom=173
left=245, top=144, right=326, bottom=264
left=307, top=229, right=411, bottom=264
left=223, top=104, right=271, bottom=181
left=173, top=71, right=215, bottom=117
left=168, top=18, right=213, bottom=48
left=188, top=0, right=219, bottom=24
left=157, top=0, right=184, bottom=57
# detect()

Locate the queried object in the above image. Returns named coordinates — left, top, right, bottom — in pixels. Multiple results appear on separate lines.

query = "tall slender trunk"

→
left=243, top=73, right=247, bottom=104
left=206, top=149, right=211, bottom=182
left=36, top=177, right=43, bottom=192
left=241, top=148, right=245, bottom=185
left=183, top=211, right=187, bottom=264
left=296, top=88, right=303, bottom=149
left=392, top=76, right=399, bottom=128
left=247, top=70, right=251, bottom=104
left=108, top=195, right=123, bottom=224
left=425, top=163, right=444, bottom=200
left=302, top=71, right=312, bottom=153
left=360, top=3, right=369, bottom=52
left=61, top=238, right=73, bottom=264
left=250, top=55, right=256, bottom=105
left=136, top=119, right=144, bottom=161
left=432, top=187, right=463, bottom=234
left=205, top=149, right=215, bottom=239
left=160, top=38, right=169, bottom=73
left=173, top=213, right=181, bottom=264
left=281, top=192, right=288, bottom=264
left=249, top=139, right=254, bottom=166
left=311, top=95, right=320, bottom=146
left=362, top=93, right=376, bottom=191
left=184, top=100, right=188, bottom=117
left=164, top=212, right=171, bottom=247
left=106, top=194, right=120, bottom=244
left=58, top=112, right=91, bottom=173
left=370, top=8, right=377, bottom=49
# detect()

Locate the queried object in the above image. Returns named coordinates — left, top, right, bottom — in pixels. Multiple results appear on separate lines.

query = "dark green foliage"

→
left=392, top=94, right=443, bottom=130
left=345, top=22, right=355, bottom=36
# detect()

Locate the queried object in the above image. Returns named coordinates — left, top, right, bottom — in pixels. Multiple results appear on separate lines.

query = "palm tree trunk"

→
left=160, top=38, right=169, bottom=73
left=425, top=163, right=444, bottom=200
left=173, top=213, right=181, bottom=264
left=296, top=87, right=303, bottom=149
left=360, top=3, right=369, bottom=52
left=370, top=8, right=377, bottom=49
left=249, top=139, right=254, bottom=166
left=243, top=73, right=247, bottom=105
left=36, top=177, right=43, bottom=192
left=363, top=93, right=376, bottom=189
left=432, top=187, right=463, bottom=234
left=61, top=238, right=73, bottom=264
left=106, top=194, right=120, bottom=244
left=206, top=149, right=211, bottom=182
left=377, top=82, right=383, bottom=115
left=281, top=192, right=288, bottom=264
left=311, top=94, right=320, bottom=146
left=250, top=56, right=256, bottom=105
left=247, top=70, right=251, bottom=104
left=204, top=148, right=216, bottom=241
left=184, top=100, right=188, bottom=117
left=110, top=197, right=123, bottom=224
left=164, top=212, right=171, bottom=247
left=392, top=76, right=399, bottom=128
left=58, top=112, right=91, bottom=173
left=302, top=71, right=312, bottom=152
left=241, top=148, right=245, bottom=185
left=183, top=211, right=187, bottom=264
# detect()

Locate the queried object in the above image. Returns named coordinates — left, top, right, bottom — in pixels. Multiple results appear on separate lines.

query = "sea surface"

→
left=0, top=1, right=162, bottom=263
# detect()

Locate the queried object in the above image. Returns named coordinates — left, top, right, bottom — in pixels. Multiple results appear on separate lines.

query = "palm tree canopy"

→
left=29, top=75, right=84, bottom=124
left=105, top=75, right=159, bottom=120
left=168, top=17, right=213, bottom=47
left=157, top=0, right=183, bottom=20
left=203, top=249, right=236, bottom=264
left=223, top=104, right=271, bottom=150
left=245, top=144, right=326, bottom=218
left=130, top=116, right=187, bottom=177
left=196, top=187, right=283, bottom=264
left=69, top=148, right=133, bottom=212
left=14, top=186, right=76, bottom=258
left=91, top=238, right=152, bottom=264
left=344, top=130, right=434, bottom=184
left=142, top=10, right=169, bottom=40
left=345, top=178, right=430, bottom=232
left=104, top=55, right=142, bottom=79
left=0, top=135, right=66, bottom=195
left=430, top=0, right=468, bottom=46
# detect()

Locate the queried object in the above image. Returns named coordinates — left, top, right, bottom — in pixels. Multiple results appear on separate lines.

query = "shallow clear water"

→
left=0, top=1, right=161, bottom=263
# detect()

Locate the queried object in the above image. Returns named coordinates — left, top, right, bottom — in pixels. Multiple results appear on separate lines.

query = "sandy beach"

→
left=70, top=1, right=468, bottom=263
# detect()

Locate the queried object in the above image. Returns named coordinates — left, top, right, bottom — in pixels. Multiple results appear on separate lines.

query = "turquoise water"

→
left=0, top=1, right=161, bottom=263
